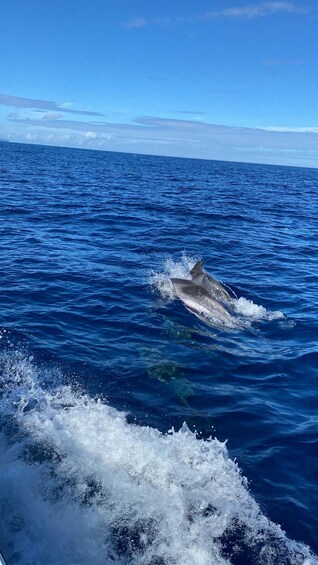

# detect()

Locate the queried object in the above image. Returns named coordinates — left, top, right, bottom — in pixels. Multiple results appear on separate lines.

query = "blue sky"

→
left=1, top=1, right=317, bottom=167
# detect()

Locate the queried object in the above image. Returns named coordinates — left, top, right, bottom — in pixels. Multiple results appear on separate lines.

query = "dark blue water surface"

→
left=0, top=141, right=317, bottom=565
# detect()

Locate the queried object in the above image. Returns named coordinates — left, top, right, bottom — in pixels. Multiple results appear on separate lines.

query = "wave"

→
left=150, top=255, right=284, bottom=327
left=0, top=345, right=315, bottom=564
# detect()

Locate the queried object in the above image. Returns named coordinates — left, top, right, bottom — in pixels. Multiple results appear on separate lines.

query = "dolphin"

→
left=189, top=260, right=233, bottom=302
left=170, top=260, right=235, bottom=326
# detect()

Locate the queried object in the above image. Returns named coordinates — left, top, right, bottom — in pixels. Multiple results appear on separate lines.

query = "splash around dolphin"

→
left=170, top=260, right=237, bottom=328
left=150, top=255, right=284, bottom=327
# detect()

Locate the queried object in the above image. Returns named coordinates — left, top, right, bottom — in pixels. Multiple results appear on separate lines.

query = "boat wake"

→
left=0, top=340, right=315, bottom=564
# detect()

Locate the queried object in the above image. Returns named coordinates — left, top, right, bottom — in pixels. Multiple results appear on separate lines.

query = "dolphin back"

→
left=190, top=260, right=204, bottom=277
left=170, top=276, right=232, bottom=325
left=190, top=260, right=232, bottom=302
left=171, top=278, right=213, bottom=299
left=169, top=260, right=235, bottom=327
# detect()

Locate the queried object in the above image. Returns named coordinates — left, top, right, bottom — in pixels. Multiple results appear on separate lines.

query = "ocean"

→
left=0, top=141, right=317, bottom=565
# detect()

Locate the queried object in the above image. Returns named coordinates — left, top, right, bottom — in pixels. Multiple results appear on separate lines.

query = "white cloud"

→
left=7, top=111, right=20, bottom=119
left=122, top=2, right=311, bottom=28
left=4, top=113, right=318, bottom=168
left=42, top=113, right=63, bottom=121
left=204, top=2, right=310, bottom=20
left=123, top=17, right=148, bottom=29
left=123, top=16, right=171, bottom=28
left=85, top=131, right=97, bottom=139
left=262, top=125, right=318, bottom=133
left=211, top=2, right=303, bottom=19
left=0, top=92, right=103, bottom=117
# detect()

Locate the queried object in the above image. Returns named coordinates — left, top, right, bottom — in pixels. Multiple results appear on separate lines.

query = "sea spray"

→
left=0, top=350, right=315, bottom=564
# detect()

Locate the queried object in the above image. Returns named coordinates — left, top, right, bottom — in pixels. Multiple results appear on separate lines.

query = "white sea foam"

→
left=0, top=351, right=315, bottom=564
left=149, top=253, right=197, bottom=300
left=233, top=297, right=285, bottom=321
left=150, top=255, right=285, bottom=326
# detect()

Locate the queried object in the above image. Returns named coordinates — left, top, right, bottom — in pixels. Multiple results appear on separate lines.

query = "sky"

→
left=0, top=0, right=317, bottom=167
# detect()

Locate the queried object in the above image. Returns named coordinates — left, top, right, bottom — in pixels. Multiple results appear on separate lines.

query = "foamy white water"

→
left=233, top=297, right=285, bottom=321
left=149, top=253, right=196, bottom=300
left=150, top=255, right=284, bottom=327
left=0, top=350, right=315, bottom=565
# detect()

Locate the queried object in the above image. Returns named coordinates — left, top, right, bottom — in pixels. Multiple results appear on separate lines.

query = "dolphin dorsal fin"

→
left=190, top=260, right=204, bottom=277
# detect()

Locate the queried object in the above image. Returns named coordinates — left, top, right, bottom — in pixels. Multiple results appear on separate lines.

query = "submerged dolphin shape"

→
left=171, top=260, right=234, bottom=326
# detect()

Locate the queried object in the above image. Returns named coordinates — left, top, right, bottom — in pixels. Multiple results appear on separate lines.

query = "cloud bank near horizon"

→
left=2, top=104, right=318, bottom=168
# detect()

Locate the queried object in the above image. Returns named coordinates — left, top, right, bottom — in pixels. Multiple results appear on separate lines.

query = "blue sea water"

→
left=0, top=141, right=317, bottom=564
